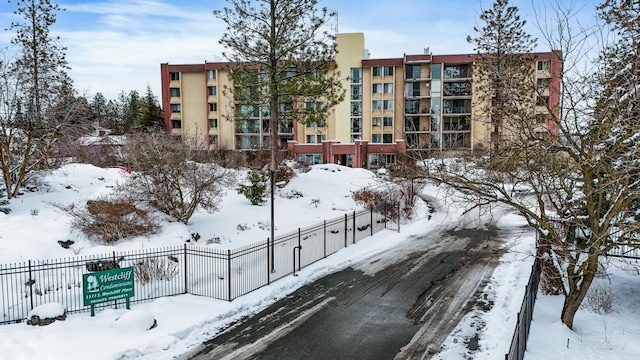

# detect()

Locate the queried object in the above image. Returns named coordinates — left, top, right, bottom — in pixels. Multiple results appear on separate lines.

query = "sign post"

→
left=83, top=267, right=135, bottom=316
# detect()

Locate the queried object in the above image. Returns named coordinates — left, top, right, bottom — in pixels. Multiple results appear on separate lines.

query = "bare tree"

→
left=419, top=0, right=640, bottom=329
left=118, top=132, right=235, bottom=224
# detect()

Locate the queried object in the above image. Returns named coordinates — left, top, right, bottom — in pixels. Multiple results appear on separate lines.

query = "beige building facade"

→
left=160, top=33, right=560, bottom=168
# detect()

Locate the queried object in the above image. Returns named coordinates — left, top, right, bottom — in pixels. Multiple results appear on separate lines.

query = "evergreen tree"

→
left=0, top=0, right=69, bottom=199
left=133, top=85, right=164, bottom=132
left=120, top=90, right=141, bottom=133
left=214, top=0, right=345, bottom=250
left=467, top=0, right=538, bottom=152
left=90, top=92, right=109, bottom=125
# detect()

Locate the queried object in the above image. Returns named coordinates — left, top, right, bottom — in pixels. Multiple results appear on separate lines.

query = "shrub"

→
left=134, top=257, right=179, bottom=285
left=57, top=198, right=159, bottom=244
left=582, top=282, right=614, bottom=313
left=351, top=187, right=400, bottom=220
left=0, top=192, right=10, bottom=214
left=238, top=169, right=268, bottom=205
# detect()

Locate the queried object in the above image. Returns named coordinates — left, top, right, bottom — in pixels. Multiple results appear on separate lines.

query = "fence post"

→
left=370, top=209, right=373, bottom=236
left=323, top=220, right=327, bottom=258
left=267, top=238, right=271, bottom=285
left=397, top=202, right=401, bottom=232
left=28, top=260, right=34, bottom=310
left=113, top=251, right=118, bottom=309
left=227, top=249, right=232, bottom=302
left=183, top=244, right=188, bottom=294
left=352, top=211, right=356, bottom=244
left=344, top=214, right=348, bottom=248
left=298, top=228, right=302, bottom=271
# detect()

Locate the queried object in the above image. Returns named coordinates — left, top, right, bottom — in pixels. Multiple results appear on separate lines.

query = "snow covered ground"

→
left=0, top=163, right=638, bottom=359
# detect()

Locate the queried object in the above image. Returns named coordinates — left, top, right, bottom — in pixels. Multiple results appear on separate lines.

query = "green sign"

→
left=83, top=267, right=135, bottom=306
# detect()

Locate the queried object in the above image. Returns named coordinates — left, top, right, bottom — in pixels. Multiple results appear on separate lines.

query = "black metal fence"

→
left=505, top=232, right=640, bottom=360
left=0, top=209, right=388, bottom=325
left=505, top=259, right=540, bottom=360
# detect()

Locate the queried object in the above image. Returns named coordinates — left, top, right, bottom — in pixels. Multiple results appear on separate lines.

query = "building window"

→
left=372, top=83, right=382, bottom=93
left=208, top=86, right=217, bottom=96
left=208, top=70, right=216, bottom=80
left=383, top=134, right=393, bottom=143
left=170, top=72, right=180, bottom=81
left=373, top=67, right=382, bottom=76
left=308, top=119, right=326, bottom=128
left=383, top=117, right=393, bottom=126
left=171, top=104, right=181, bottom=113
left=444, top=64, right=470, bottom=79
left=237, top=119, right=260, bottom=133
left=170, top=88, right=180, bottom=97
left=351, top=118, right=361, bottom=133
left=171, top=120, right=181, bottom=128
left=351, top=102, right=362, bottom=116
left=236, top=135, right=260, bottom=149
left=406, top=65, right=421, bottom=79
left=306, top=134, right=325, bottom=144
left=537, top=78, right=550, bottom=89
left=209, top=135, right=218, bottom=144
left=372, top=117, right=382, bottom=126
left=209, top=118, right=218, bottom=128
left=384, top=66, right=394, bottom=76
left=350, top=134, right=361, bottom=142
left=383, top=100, right=393, bottom=110
left=372, top=134, right=382, bottom=143
left=383, top=83, right=393, bottom=93
left=536, top=113, right=548, bottom=124
left=368, top=153, right=396, bottom=168
left=536, top=96, right=549, bottom=107
left=372, top=100, right=382, bottom=110
left=209, top=103, right=217, bottom=112
left=297, top=153, right=322, bottom=165
left=350, top=68, right=362, bottom=83
left=537, top=61, right=550, bottom=71
left=351, top=85, right=362, bottom=100
left=431, top=63, right=442, bottom=79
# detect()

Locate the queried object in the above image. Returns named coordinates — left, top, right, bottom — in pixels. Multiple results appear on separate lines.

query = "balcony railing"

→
left=443, top=107, right=471, bottom=114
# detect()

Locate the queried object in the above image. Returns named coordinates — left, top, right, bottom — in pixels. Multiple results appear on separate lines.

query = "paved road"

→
left=186, top=223, right=513, bottom=360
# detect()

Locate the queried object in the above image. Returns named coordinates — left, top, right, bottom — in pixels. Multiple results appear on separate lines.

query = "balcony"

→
left=404, top=90, right=430, bottom=99
left=443, top=107, right=471, bottom=114
left=443, top=65, right=471, bottom=80
left=443, top=81, right=472, bottom=97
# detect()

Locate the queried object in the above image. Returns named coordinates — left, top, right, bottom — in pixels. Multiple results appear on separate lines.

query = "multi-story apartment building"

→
left=160, top=32, right=560, bottom=169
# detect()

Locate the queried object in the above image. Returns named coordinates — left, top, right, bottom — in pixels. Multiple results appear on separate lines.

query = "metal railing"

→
left=0, top=209, right=388, bottom=325
left=505, top=231, right=640, bottom=360
left=505, top=259, right=540, bottom=360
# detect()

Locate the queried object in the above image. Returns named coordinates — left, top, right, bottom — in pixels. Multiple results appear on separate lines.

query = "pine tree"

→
left=0, top=0, right=69, bottom=199
left=214, top=0, right=345, bottom=252
left=90, top=92, right=109, bottom=125
left=133, top=86, right=164, bottom=132
left=467, top=0, right=537, bottom=152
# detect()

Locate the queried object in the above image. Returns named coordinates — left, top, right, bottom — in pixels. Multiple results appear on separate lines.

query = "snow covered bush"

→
left=582, top=282, right=614, bottom=314
left=237, top=169, right=268, bottom=205
left=57, top=198, right=159, bottom=243
left=134, top=257, right=179, bottom=285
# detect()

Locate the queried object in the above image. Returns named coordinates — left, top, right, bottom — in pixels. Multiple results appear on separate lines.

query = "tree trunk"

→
left=560, top=248, right=599, bottom=329
left=560, top=292, right=581, bottom=329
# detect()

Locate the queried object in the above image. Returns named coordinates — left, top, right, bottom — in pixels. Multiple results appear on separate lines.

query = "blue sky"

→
left=0, top=0, right=601, bottom=101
